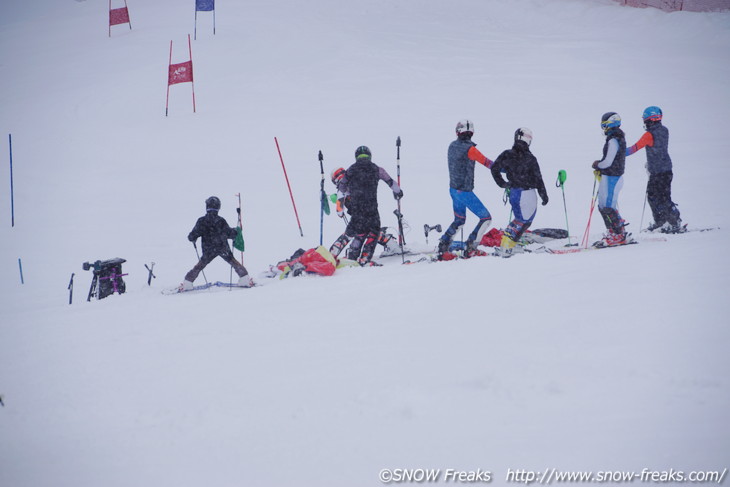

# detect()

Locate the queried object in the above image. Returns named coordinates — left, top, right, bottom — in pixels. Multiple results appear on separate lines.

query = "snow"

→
left=1, top=1, right=729, bottom=486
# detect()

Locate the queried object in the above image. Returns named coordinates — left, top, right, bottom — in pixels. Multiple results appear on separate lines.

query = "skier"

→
left=330, top=147, right=403, bottom=266
left=328, top=167, right=401, bottom=260
left=592, top=112, right=632, bottom=247
left=490, top=127, right=549, bottom=257
left=437, top=119, right=494, bottom=259
left=625, top=106, right=683, bottom=233
left=182, top=196, right=253, bottom=290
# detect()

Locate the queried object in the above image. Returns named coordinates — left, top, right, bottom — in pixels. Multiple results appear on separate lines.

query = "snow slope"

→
left=1, top=1, right=729, bottom=486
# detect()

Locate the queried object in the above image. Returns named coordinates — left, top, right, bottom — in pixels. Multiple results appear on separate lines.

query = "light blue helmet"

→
left=642, top=106, right=663, bottom=122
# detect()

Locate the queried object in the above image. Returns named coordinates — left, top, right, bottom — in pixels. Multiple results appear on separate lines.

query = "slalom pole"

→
left=235, top=193, right=244, bottom=265
left=9, top=134, right=14, bottom=227
left=274, top=137, right=304, bottom=237
left=188, top=34, right=196, bottom=113
left=581, top=173, right=599, bottom=248
left=193, top=241, right=208, bottom=284
left=18, top=258, right=24, bottom=284
left=318, top=150, right=325, bottom=246
left=555, top=170, right=574, bottom=246
left=639, top=185, right=648, bottom=233
left=165, top=41, right=173, bottom=116
left=194, top=10, right=198, bottom=40
left=395, top=136, right=406, bottom=246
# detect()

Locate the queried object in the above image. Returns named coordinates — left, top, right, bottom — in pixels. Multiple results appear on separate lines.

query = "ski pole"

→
left=503, top=187, right=513, bottom=227
left=581, top=173, right=600, bottom=248
left=424, top=224, right=442, bottom=246
left=145, top=262, right=156, bottom=286
left=68, top=273, right=75, bottom=305
left=395, top=136, right=406, bottom=246
left=193, top=241, right=208, bottom=285
left=9, top=134, right=14, bottom=227
left=235, top=193, right=245, bottom=265
left=318, top=150, right=327, bottom=246
left=639, top=184, right=648, bottom=233
left=555, top=170, right=574, bottom=246
left=274, top=137, right=304, bottom=237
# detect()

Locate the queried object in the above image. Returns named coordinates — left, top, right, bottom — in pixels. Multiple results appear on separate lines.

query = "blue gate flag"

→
left=196, top=0, right=214, bottom=12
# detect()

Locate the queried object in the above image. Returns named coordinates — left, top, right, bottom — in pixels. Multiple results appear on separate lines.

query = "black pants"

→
left=647, top=171, right=680, bottom=226
left=185, top=249, right=248, bottom=282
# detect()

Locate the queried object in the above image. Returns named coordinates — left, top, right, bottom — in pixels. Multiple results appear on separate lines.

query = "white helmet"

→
left=514, top=127, right=533, bottom=146
left=456, top=119, right=474, bottom=136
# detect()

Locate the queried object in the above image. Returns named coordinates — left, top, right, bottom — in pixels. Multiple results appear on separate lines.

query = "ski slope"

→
left=1, top=1, right=729, bottom=486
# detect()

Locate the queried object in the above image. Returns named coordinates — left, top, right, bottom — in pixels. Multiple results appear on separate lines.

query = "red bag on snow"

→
left=480, top=228, right=504, bottom=247
left=276, top=246, right=337, bottom=277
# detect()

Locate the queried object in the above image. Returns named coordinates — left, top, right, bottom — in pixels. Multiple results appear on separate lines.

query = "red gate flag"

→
left=109, top=0, right=132, bottom=37
left=168, top=61, right=193, bottom=85
left=165, top=35, right=197, bottom=116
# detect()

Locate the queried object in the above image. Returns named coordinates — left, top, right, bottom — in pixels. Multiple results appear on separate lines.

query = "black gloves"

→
left=394, top=189, right=404, bottom=200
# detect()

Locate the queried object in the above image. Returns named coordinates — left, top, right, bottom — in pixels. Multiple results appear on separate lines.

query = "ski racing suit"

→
left=185, top=210, right=249, bottom=282
left=626, top=120, right=681, bottom=229
left=491, top=140, right=549, bottom=244
left=335, top=157, right=402, bottom=265
left=439, top=135, right=493, bottom=251
left=593, top=127, right=628, bottom=235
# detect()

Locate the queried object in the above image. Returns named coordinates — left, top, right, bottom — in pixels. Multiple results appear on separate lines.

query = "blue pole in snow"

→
left=9, top=134, right=14, bottom=227
left=18, top=258, right=24, bottom=284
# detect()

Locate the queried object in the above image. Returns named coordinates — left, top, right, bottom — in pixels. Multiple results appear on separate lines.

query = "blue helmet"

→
left=600, top=112, right=621, bottom=134
left=642, top=106, right=663, bottom=122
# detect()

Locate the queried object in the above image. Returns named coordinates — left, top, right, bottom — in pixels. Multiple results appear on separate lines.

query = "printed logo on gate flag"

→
left=168, top=61, right=193, bottom=85
left=109, top=7, right=130, bottom=26
left=196, top=0, right=215, bottom=12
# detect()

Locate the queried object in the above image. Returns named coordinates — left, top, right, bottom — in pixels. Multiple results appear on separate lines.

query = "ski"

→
left=546, top=240, right=637, bottom=255
left=642, top=224, right=719, bottom=234
left=162, top=281, right=254, bottom=295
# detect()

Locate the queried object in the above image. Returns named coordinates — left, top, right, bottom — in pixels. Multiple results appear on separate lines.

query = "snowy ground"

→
left=1, top=1, right=729, bottom=486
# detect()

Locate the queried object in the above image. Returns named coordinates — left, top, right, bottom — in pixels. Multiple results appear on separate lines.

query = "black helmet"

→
left=205, top=196, right=221, bottom=211
left=355, top=145, right=371, bottom=160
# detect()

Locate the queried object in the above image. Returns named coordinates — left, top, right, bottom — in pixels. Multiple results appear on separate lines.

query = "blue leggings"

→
left=441, top=188, right=492, bottom=244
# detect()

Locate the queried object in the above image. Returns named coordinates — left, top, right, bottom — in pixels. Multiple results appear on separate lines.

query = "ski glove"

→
left=394, top=189, right=404, bottom=200
left=541, top=195, right=549, bottom=206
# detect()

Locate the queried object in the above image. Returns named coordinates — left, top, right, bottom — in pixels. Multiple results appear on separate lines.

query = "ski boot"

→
left=463, top=240, right=487, bottom=258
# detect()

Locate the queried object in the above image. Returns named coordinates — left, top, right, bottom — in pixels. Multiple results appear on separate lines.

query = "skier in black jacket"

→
left=491, top=128, right=548, bottom=256
left=332, top=146, right=402, bottom=266
left=182, top=196, right=252, bottom=289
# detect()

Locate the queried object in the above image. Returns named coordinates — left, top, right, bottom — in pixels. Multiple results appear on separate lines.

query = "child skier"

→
left=490, top=128, right=549, bottom=257
left=182, top=196, right=253, bottom=290
left=592, top=112, right=632, bottom=247
left=330, top=147, right=403, bottom=266
left=437, top=119, right=494, bottom=259
left=625, top=106, right=683, bottom=233
left=328, top=167, right=401, bottom=260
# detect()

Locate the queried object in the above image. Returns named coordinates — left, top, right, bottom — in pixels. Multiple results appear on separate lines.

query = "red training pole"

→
left=188, top=34, right=196, bottom=113
left=274, top=137, right=304, bottom=237
left=165, top=40, right=172, bottom=116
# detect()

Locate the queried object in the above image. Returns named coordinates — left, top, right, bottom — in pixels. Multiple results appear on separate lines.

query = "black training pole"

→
left=9, top=134, right=14, bottom=227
